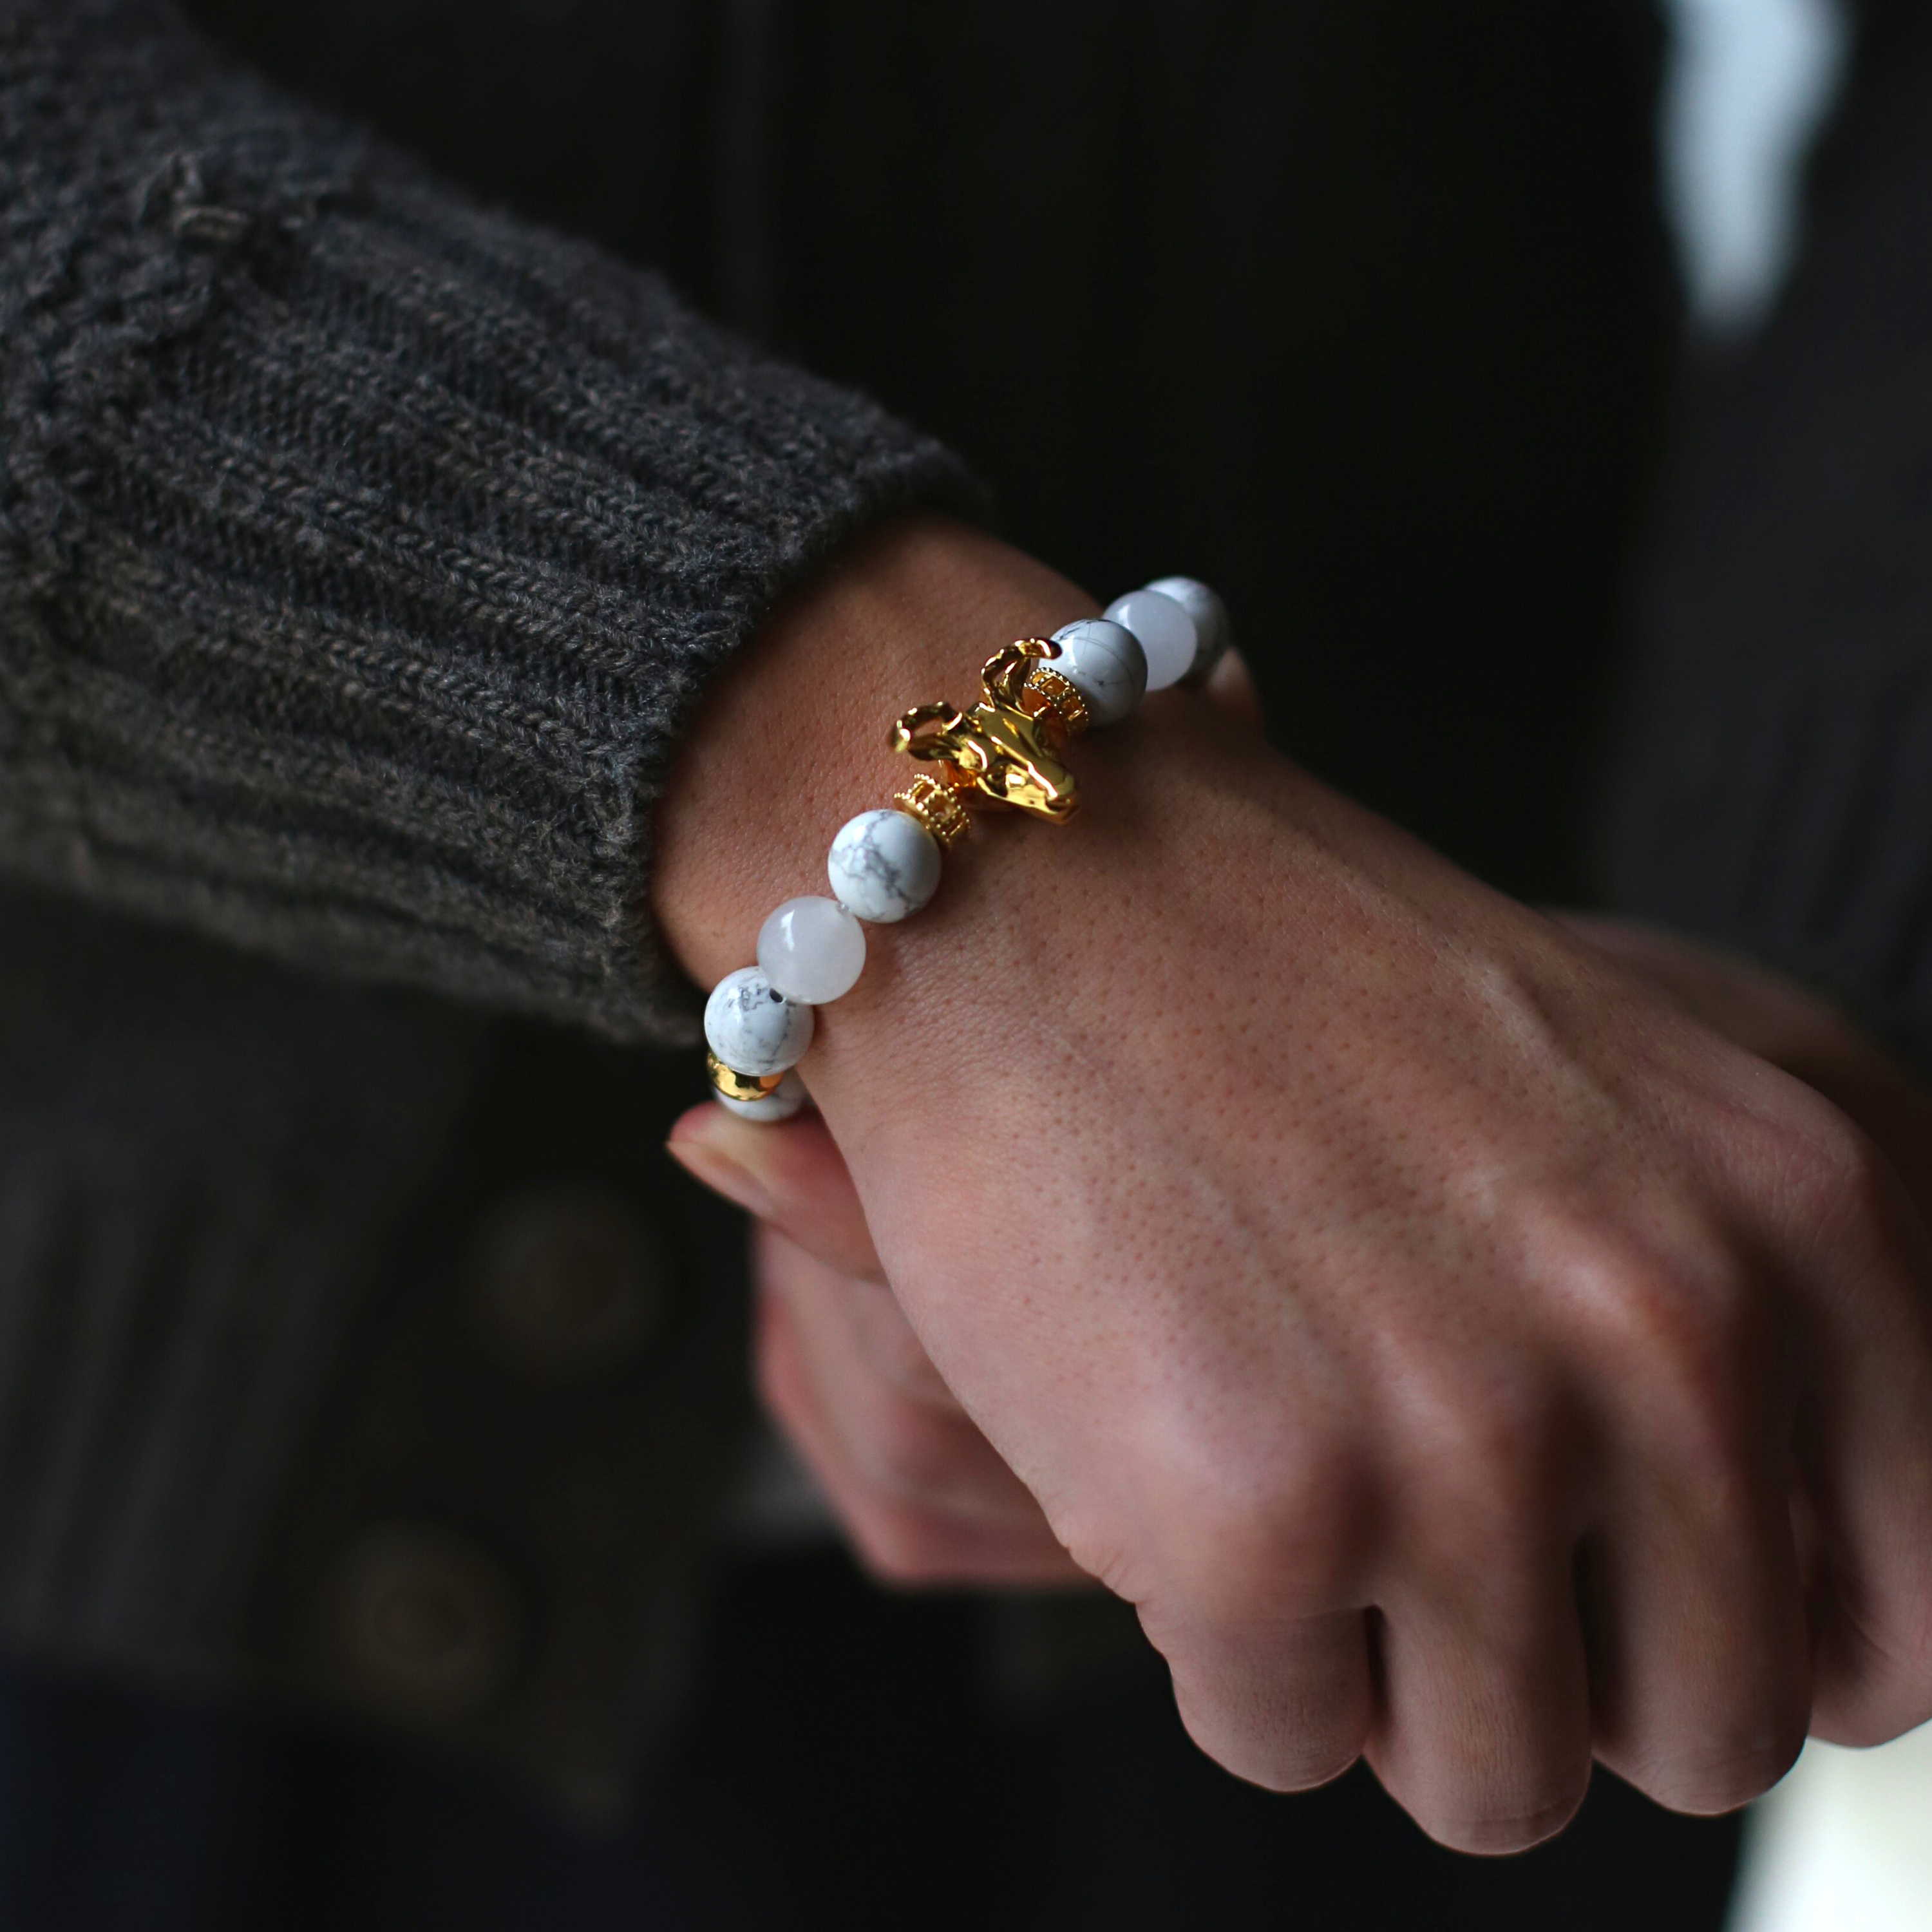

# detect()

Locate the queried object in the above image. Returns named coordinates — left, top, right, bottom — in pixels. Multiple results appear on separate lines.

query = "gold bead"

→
left=893, top=775, right=971, bottom=851
left=706, top=1051, right=786, bottom=1104
left=1021, top=663, right=1090, bottom=737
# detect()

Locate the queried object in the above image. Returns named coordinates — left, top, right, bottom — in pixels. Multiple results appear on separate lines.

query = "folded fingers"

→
left=754, top=1225, right=1084, bottom=1586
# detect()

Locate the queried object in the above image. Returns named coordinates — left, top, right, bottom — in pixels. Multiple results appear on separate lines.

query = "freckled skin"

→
left=656, top=515, right=1932, bottom=1854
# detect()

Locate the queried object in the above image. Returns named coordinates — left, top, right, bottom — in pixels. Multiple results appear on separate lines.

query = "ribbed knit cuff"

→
left=1, top=0, right=987, bottom=1041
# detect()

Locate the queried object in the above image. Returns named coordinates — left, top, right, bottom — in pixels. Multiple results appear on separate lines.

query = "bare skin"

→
left=653, top=515, right=1932, bottom=1853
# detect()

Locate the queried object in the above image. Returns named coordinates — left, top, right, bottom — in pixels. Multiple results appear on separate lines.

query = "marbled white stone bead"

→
left=717, top=1070, right=808, bottom=1122
left=757, top=896, right=867, bottom=1004
left=705, top=967, right=814, bottom=1075
left=828, top=808, right=942, bottom=924
left=1048, top=618, right=1148, bottom=726
left=1144, top=575, right=1231, bottom=679
left=1104, top=587, right=1198, bottom=692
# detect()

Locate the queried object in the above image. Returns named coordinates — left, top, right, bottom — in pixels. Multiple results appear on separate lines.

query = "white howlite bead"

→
left=1144, top=576, right=1231, bottom=679
left=1048, top=618, right=1148, bottom=726
left=1104, top=587, right=1198, bottom=692
left=758, top=896, right=867, bottom=1004
left=717, top=1070, right=808, bottom=1123
left=705, top=967, right=815, bottom=1076
left=828, top=809, right=942, bottom=924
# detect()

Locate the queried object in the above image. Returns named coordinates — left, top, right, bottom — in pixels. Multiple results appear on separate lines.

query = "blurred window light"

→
left=1658, top=0, right=1852, bottom=332
left=1727, top=1723, right=1932, bottom=1932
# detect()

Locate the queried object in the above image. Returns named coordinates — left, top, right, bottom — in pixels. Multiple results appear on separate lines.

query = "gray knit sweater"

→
left=0, top=0, right=978, bottom=1043
left=0, top=0, right=984, bottom=1807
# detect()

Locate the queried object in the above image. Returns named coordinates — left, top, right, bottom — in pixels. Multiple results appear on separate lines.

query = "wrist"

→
left=651, top=514, right=1098, bottom=989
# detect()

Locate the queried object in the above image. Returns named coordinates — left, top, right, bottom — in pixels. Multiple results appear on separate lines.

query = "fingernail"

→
left=667, top=1113, right=776, bottom=1220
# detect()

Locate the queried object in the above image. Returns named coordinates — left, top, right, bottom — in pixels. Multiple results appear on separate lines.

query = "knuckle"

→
left=1418, top=1781, right=1590, bottom=1857
left=1640, top=1307, right=1759, bottom=1479
left=1779, top=1095, right=1880, bottom=1204
left=1790, top=1115, right=1900, bottom=1255
left=1397, top=1376, right=1570, bottom=1551
left=1615, top=1668, right=1811, bottom=1815
left=1627, top=1731, right=1804, bottom=1817
left=1161, top=1437, right=1368, bottom=1626
left=1556, top=1229, right=1761, bottom=1465
left=1728, top=1075, right=1902, bottom=1256
left=1407, top=1721, right=1595, bottom=1855
left=1169, top=1674, right=1365, bottom=1795
left=1812, top=1589, right=1932, bottom=1745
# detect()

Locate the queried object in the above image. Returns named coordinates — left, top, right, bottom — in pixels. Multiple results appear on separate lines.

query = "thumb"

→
left=668, top=1102, right=886, bottom=1283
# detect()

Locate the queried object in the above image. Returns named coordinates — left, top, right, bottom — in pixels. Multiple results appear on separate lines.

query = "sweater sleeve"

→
left=0, top=0, right=984, bottom=1043
left=1594, top=10, right=1932, bottom=1071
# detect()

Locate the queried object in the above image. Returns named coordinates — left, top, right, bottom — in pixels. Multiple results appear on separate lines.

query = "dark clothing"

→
left=0, top=1549, right=1741, bottom=1932
left=1601, top=1, right=1932, bottom=1074
left=0, top=0, right=1680, bottom=1819
left=0, top=0, right=975, bottom=1041
left=5, top=0, right=981, bottom=1810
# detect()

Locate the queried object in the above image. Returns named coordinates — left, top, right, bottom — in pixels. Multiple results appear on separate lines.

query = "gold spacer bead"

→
left=1021, top=663, right=1090, bottom=737
left=893, top=775, right=971, bottom=852
left=706, top=1051, right=786, bottom=1104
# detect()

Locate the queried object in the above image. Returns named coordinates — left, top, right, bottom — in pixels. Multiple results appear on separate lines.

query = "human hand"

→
left=655, top=517, right=1932, bottom=1851
left=1555, top=915, right=1932, bottom=1211
left=676, top=1103, right=1085, bottom=1586
left=751, top=1219, right=1083, bottom=1584
left=668, top=620, right=1263, bottom=1593
left=675, top=914, right=1932, bottom=1791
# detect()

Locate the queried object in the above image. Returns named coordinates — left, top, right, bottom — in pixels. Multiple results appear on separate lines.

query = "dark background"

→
left=184, top=0, right=1681, bottom=904
left=0, top=1549, right=1740, bottom=1930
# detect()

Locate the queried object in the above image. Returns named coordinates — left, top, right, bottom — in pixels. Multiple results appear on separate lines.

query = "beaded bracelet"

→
left=702, top=576, right=1230, bottom=1121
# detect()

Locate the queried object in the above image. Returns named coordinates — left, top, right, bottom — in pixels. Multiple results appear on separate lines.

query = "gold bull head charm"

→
left=889, top=639, right=1081, bottom=822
